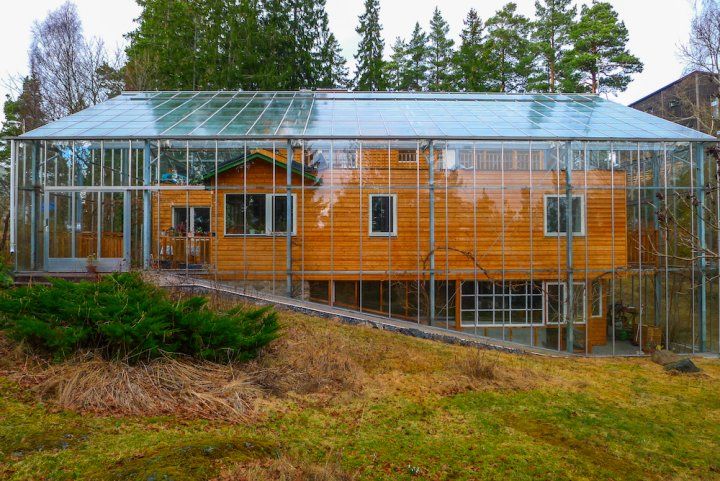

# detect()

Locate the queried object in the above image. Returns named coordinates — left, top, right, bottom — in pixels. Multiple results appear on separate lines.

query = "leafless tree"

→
left=28, top=1, right=123, bottom=121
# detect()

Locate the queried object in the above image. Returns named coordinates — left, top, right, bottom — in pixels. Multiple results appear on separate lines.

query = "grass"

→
left=1, top=301, right=719, bottom=481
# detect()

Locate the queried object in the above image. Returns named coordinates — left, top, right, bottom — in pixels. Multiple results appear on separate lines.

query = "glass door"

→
left=44, top=189, right=130, bottom=272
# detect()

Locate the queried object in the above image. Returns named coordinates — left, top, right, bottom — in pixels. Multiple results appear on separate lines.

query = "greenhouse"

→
left=9, top=90, right=718, bottom=355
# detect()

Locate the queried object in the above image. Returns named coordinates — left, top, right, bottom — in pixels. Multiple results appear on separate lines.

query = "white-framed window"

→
left=369, top=194, right=397, bottom=237
left=544, top=282, right=586, bottom=324
left=224, top=193, right=296, bottom=236
left=172, top=206, right=211, bottom=235
left=591, top=280, right=603, bottom=317
left=544, top=194, right=585, bottom=236
left=332, top=149, right=358, bottom=169
left=460, top=281, right=544, bottom=327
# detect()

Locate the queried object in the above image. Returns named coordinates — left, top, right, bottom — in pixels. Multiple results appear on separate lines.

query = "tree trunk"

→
left=0, top=212, right=10, bottom=255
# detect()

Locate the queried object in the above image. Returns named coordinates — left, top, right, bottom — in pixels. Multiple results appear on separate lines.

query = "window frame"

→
left=543, top=194, right=586, bottom=237
left=223, top=192, right=297, bottom=237
left=460, top=281, right=544, bottom=327
left=543, top=281, right=587, bottom=325
left=171, top=205, right=211, bottom=235
left=368, top=193, right=398, bottom=237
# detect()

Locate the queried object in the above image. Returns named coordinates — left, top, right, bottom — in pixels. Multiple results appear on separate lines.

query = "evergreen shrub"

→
left=0, top=273, right=279, bottom=363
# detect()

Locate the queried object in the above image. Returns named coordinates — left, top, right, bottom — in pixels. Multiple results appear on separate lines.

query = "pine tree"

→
left=405, top=23, right=429, bottom=91
left=565, top=1, right=643, bottom=94
left=530, top=0, right=576, bottom=92
left=353, top=0, right=386, bottom=90
left=453, top=8, right=486, bottom=91
left=385, top=37, right=409, bottom=90
left=427, top=7, right=455, bottom=91
left=483, top=3, right=534, bottom=92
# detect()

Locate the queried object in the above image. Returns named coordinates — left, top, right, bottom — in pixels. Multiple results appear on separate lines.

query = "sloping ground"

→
left=1, top=308, right=719, bottom=481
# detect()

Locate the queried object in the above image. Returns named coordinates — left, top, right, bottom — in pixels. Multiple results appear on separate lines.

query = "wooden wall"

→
left=152, top=148, right=628, bottom=281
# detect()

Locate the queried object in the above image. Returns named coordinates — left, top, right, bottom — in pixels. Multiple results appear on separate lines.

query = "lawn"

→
left=1, top=306, right=719, bottom=481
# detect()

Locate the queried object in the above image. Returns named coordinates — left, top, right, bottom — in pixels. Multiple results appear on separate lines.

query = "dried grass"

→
left=15, top=353, right=261, bottom=421
left=252, top=321, right=366, bottom=396
left=213, top=454, right=357, bottom=481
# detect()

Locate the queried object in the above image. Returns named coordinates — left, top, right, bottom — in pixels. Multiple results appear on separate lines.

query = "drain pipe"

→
left=287, top=140, right=293, bottom=298
left=142, top=140, right=152, bottom=269
left=428, top=141, right=435, bottom=325
left=565, top=143, right=575, bottom=354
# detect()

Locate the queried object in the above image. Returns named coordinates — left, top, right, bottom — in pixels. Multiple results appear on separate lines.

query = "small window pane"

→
left=193, top=207, right=210, bottom=234
left=545, top=196, right=583, bottom=235
left=226, top=194, right=266, bottom=235
left=371, top=195, right=394, bottom=234
left=173, top=208, right=188, bottom=234
left=591, top=280, right=602, bottom=317
left=272, top=195, right=292, bottom=234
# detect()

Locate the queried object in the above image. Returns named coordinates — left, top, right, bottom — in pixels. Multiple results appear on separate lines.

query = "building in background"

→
left=630, top=70, right=719, bottom=135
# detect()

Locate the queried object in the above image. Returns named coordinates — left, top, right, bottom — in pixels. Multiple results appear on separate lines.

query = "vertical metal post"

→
left=9, top=140, right=16, bottom=258
left=143, top=141, right=152, bottom=269
left=428, top=141, right=435, bottom=325
left=123, top=190, right=131, bottom=271
left=695, top=143, right=707, bottom=352
left=286, top=140, right=293, bottom=298
left=565, top=143, right=575, bottom=353
left=30, top=143, right=39, bottom=270
left=652, top=155, right=662, bottom=328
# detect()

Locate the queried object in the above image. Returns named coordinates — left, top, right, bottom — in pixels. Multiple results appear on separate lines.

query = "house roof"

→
left=16, top=90, right=716, bottom=142
left=203, top=148, right=318, bottom=182
left=629, top=70, right=715, bottom=107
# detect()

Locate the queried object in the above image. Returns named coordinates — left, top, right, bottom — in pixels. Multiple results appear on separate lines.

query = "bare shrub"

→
left=457, top=349, right=499, bottom=382
left=18, top=353, right=261, bottom=421
left=214, top=454, right=357, bottom=481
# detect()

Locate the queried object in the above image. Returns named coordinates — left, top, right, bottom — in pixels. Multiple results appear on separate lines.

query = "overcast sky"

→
left=0, top=0, right=698, bottom=122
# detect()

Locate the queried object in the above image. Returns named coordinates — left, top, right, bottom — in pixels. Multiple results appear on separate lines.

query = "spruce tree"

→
left=453, top=8, right=486, bottom=91
left=317, top=31, right=350, bottom=88
left=427, top=7, right=455, bottom=91
left=565, top=1, right=643, bottom=94
left=405, top=23, right=429, bottom=91
left=483, top=3, right=534, bottom=92
left=353, top=0, right=386, bottom=90
left=530, top=0, right=576, bottom=93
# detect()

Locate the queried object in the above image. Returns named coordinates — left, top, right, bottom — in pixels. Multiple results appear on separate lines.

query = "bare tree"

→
left=28, top=1, right=123, bottom=121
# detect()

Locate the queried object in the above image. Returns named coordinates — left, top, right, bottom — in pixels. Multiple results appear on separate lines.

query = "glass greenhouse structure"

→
left=9, top=91, right=718, bottom=355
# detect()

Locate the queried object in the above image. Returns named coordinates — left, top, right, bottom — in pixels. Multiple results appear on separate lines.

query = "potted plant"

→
left=86, top=253, right=98, bottom=275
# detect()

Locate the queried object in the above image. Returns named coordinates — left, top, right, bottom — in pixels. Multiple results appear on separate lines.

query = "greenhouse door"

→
left=43, top=189, right=131, bottom=272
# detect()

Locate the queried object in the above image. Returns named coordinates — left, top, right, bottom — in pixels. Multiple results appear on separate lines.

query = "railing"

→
left=628, top=228, right=658, bottom=266
left=158, top=234, right=212, bottom=269
left=49, top=231, right=123, bottom=258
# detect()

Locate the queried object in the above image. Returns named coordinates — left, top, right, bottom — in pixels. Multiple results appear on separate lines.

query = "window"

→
left=398, top=150, right=417, bottom=163
left=544, top=195, right=585, bottom=236
left=591, top=280, right=603, bottom=317
left=172, top=206, right=210, bottom=235
left=461, top=281, right=543, bottom=326
left=332, top=149, right=358, bottom=169
left=545, top=282, right=586, bottom=324
left=712, top=98, right=719, bottom=119
left=225, top=193, right=296, bottom=236
left=369, top=194, right=397, bottom=236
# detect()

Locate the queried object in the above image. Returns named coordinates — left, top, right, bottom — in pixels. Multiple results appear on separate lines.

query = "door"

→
left=44, top=189, right=131, bottom=272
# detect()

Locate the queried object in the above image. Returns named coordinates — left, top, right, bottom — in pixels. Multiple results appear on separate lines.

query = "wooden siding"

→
left=152, top=149, right=628, bottom=281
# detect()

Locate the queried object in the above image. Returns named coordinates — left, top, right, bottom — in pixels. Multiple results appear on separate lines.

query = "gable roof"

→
left=17, top=90, right=716, bottom=142
left=204, top=149, right=319, bottom=183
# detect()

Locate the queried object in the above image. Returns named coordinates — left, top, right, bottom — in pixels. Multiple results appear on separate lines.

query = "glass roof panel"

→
left=17, top=91, right=715, bottom=141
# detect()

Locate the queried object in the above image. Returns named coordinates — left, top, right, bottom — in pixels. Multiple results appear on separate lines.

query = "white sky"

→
left=0, top=0, right=697, bottom=123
